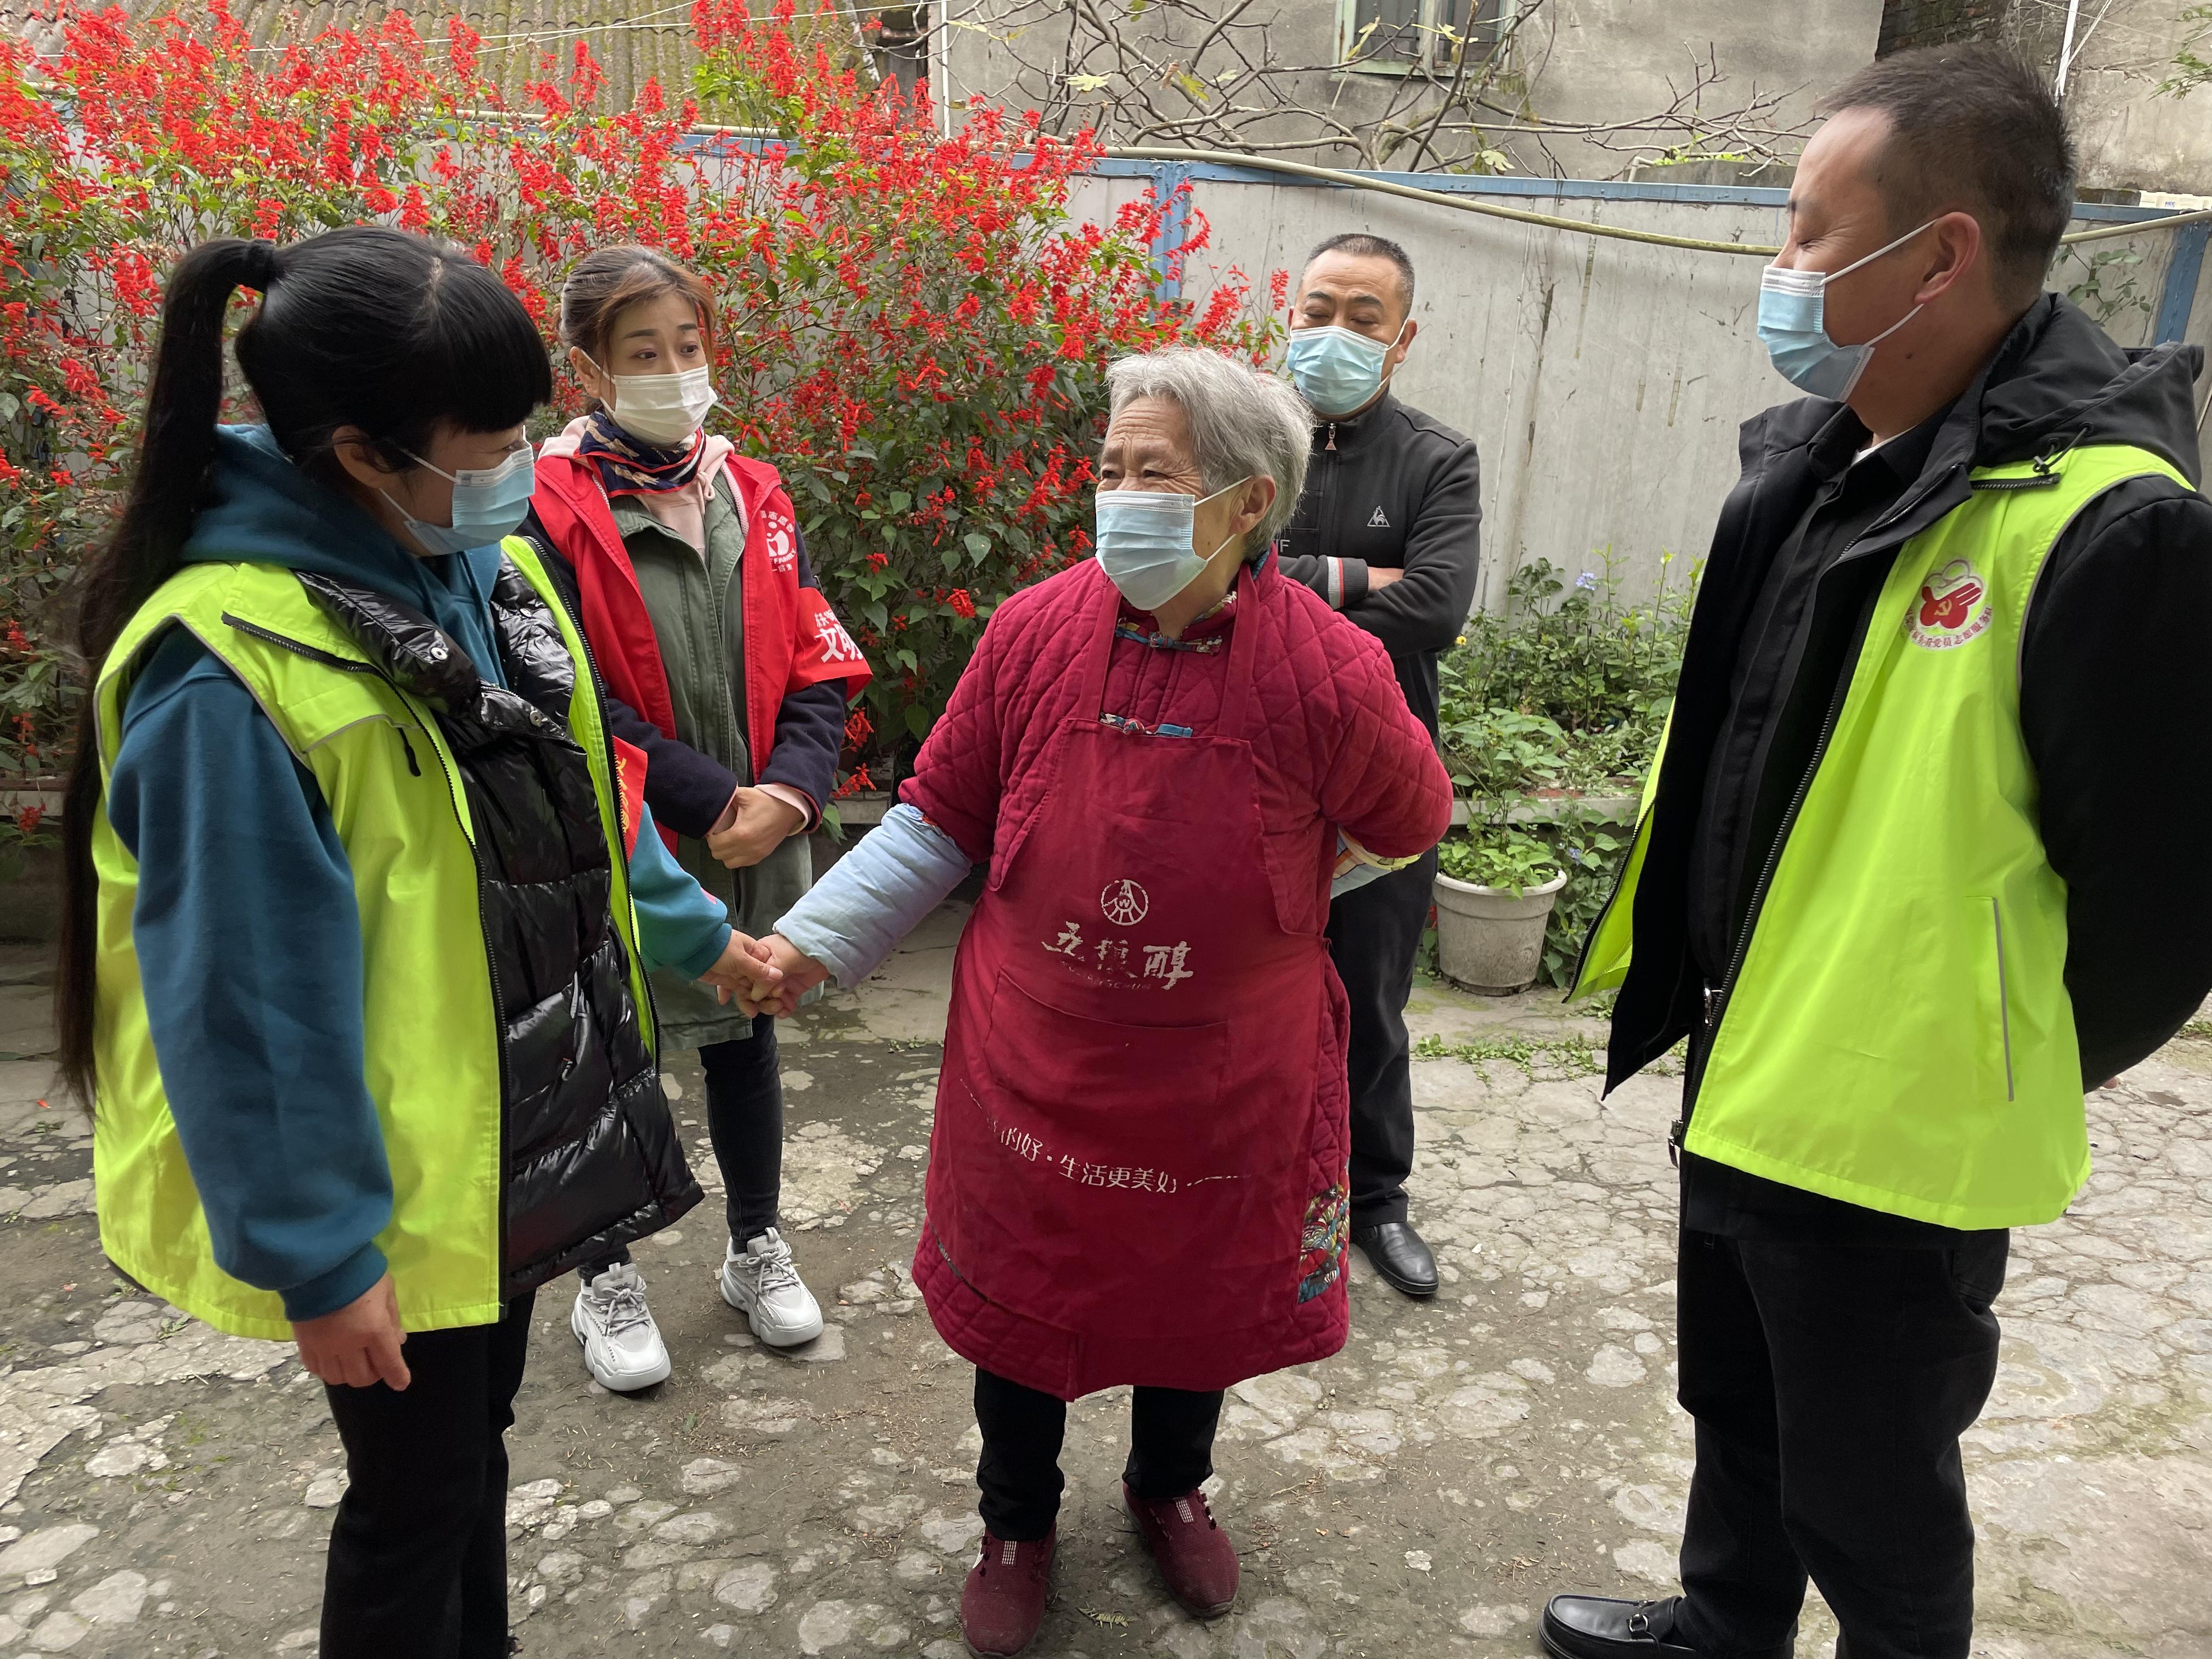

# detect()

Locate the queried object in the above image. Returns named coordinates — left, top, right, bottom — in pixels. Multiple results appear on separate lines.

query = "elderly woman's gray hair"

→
left=1105, top=348, right=1313, bottom=545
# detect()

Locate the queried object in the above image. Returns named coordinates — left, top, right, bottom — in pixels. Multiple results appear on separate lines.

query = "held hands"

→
left=699, top=932, right=787, bottom=1006
left=292, top=1271, right=410, bottom=1391
left=734, top=934, right=828, bottom=1019
left=706, top=787, right=806, bottom=870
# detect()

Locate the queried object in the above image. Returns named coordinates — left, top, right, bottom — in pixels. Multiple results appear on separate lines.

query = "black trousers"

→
left=321, top=1293, right=535, bottom=1659
left=1673, top=1227, right=2009, bottom=1659
left=591, top=1018, right=784, bottom=1277
left=973, top=1367, right=1224, bottom=1542
left=1329, top=849, right=1436, bottom=1227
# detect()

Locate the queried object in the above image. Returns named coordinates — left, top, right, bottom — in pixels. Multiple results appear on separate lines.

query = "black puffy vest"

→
left=300, top=557, right=701, bottom=1296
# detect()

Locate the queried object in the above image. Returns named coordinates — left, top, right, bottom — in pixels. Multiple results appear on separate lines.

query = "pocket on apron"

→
left=980, top=970, right=1231, bottom=1154
left=940, top=967, right=1303, bottom=1340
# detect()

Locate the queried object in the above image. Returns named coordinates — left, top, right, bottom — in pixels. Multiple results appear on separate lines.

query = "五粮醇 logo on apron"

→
left=1101, top=878, right=1149, bottom=926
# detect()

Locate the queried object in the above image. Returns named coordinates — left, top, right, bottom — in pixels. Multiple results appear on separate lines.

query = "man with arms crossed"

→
left=1277, top=233, right=1482, bottom=1299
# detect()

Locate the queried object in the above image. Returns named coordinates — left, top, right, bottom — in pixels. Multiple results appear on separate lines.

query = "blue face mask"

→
left=386, top=443, right=537, bottom=558
left=1284, top=323, right=1406, bottom=418
left=1094, top=481, right=1248, bottom=612
left=1757, top=218, right=1938, bottom=400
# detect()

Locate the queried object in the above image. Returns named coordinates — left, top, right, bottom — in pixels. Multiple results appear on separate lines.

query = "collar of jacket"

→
left=1732, top=302, right=2038, bottom=583
left=1310, top=388, right=1398, bottom=452
left=1733, top=295, right=2207, bottom=578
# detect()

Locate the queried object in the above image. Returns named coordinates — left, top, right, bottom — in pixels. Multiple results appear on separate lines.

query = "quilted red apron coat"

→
left=906, top=557, right=1452, bottom=1399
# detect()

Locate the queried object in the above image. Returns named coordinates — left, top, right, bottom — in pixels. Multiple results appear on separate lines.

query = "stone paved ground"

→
left=0, top=907, right=2205, bottom=1657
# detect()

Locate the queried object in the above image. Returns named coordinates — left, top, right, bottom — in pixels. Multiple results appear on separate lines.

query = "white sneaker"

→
left=719, top=1228, right=824, bottom=1347
left=570, top=1262, right=672, bottom=1391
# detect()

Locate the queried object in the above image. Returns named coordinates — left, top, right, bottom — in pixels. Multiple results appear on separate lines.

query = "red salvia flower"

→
left=0, top=2, right=1282, bottom=798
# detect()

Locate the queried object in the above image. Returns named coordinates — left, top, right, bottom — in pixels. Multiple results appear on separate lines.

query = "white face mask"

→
left=585, top=354, right=718, bottom=448
left=1093, top=480, right=1249, bottom=611
left=1757, top=218, right=1939, bottom=400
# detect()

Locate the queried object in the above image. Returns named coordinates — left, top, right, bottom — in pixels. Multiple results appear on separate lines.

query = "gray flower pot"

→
left=1432, top=867, right=1568, bottom=995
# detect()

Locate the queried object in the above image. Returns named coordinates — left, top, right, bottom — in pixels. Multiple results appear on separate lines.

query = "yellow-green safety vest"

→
left=1577, top=444, right=2192, bottom=1231
left=91, top=537, right=648, bottom=1340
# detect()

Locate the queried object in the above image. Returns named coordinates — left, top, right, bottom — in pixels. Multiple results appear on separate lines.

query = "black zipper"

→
left=1690, top=659, right=1849, bottom=1066
left=461, top=779, right=514, bottom=1290
left=229, top=605, right=516, bottom=1287
left=1318, top=436, right=1339, bottom=572
left=222, top=613, right=379, bottom=674
left=1677, top=462, right=1963, bottom=1159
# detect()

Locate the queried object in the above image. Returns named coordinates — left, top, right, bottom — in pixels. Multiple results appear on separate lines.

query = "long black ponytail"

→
left=54, top=226, right=551, bottom=1107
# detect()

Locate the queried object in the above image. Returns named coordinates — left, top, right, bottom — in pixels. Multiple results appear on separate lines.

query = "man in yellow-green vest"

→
left=1542, top=46, right=2212, bottom=1659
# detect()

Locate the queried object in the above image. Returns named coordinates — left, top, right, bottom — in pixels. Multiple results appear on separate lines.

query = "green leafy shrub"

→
left=1446, top=550, right=1693, bottom=792
left=1429, top=550, right=1696, bottom=985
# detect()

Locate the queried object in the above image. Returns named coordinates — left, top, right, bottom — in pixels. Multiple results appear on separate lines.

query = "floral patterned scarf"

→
left=573, top=410, right=708, bottom=498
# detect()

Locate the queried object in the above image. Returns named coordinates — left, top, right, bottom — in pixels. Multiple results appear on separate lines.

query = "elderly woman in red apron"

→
left=749, top=347, right=1453, bottom=1656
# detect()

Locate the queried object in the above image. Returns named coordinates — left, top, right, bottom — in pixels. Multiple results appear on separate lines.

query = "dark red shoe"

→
left=961, top=1529, right=1054, bottom=1657
left=1124, top=1482, right=1239, bottom=1618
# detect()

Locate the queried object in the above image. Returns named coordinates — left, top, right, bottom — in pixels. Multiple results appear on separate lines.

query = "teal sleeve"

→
left=626, top=804, right=732, bottom=979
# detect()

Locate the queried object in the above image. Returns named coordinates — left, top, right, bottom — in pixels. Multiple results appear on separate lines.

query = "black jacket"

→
left=1275, top=390, right=1482, bottom=735
left=1609, top=295, right=2212, bottom=1108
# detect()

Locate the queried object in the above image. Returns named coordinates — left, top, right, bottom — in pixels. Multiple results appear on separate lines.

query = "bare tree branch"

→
left=917, top=0, right=1812, bottom=178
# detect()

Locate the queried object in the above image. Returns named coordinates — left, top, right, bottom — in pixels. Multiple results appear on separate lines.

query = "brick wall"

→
left=1876, top=0, right=2011, bottom=55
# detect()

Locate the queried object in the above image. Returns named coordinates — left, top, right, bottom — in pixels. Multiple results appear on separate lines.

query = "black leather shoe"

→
left=1539, top=1595, right=1793, bottom=1659
left=1351, top=1221, right=1437, bottom=1297
left=1538, top=1595, right=1697, bottom=1659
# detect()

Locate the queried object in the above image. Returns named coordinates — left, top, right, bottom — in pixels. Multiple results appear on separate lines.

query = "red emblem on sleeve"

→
left=611, top=736, right=647, bottom=861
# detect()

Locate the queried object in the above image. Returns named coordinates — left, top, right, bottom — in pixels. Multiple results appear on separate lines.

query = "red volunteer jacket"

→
left=531, top=450, right=871, bottom=854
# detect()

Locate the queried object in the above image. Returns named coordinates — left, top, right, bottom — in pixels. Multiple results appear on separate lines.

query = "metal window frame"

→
left=1335, top=0, right=1510, bottom=77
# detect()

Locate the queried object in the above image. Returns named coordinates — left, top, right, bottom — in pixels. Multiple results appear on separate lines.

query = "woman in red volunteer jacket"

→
left=524, top=246, right=870, bottom=1391
left=744, top=348, right=1453, bottom=1655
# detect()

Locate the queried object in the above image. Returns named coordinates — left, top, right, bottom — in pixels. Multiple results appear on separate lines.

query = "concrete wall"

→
left=1878, top=0, right=2016, bottom=54
left=942, top=0, right=1881, bottom=179
left=1068, top=167, right=2205, bottom=610
left=1502, top=0, right=1881, bottom=180
left=1876, top=0, right=2212, bottom=196
left=2062, top=2, right=2212, bottom=196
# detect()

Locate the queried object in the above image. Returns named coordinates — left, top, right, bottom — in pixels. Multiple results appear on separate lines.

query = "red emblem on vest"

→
left=1907, top=558, right=1994, bottom=651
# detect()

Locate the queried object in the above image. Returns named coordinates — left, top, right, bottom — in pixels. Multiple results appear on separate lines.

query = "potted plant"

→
left=1425, top=555, right=1697, bottom=993
left=1430, top=705, right=1570, bottom=993
left=1432, top=825, right=1568, bottom=997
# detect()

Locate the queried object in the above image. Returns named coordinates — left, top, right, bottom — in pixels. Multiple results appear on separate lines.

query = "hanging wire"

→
left=1105, top=145, right=2212, bottom=257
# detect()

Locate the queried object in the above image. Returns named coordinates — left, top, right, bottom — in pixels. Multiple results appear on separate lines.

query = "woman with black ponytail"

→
left=56, top=227, right=782, bottom=1657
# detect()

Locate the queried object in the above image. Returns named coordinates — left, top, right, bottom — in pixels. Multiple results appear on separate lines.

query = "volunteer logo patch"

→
left=1907, top=558, right=1993, bottom=651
